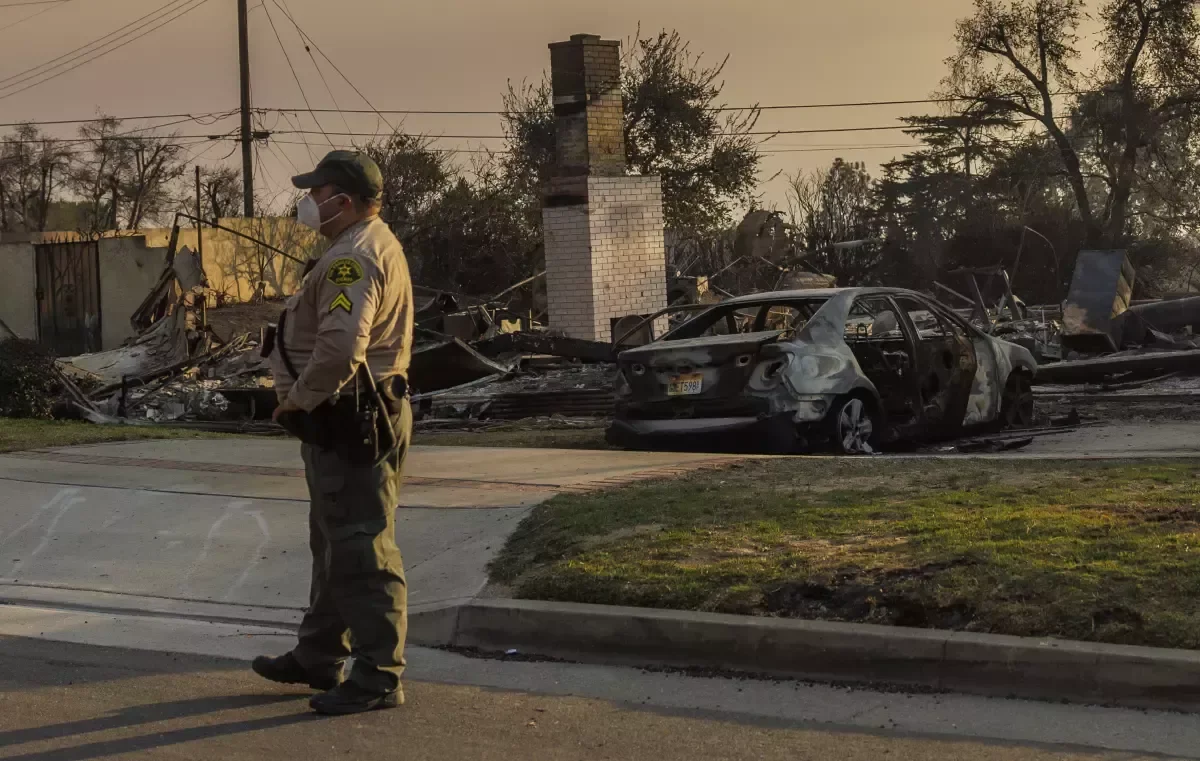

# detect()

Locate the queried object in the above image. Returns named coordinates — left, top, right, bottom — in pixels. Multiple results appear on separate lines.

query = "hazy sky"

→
left=0, top=0, right=1010, bottom=211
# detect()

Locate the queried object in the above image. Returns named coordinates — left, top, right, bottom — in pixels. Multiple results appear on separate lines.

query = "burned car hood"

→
left=617, top=331, right=786, bottom=366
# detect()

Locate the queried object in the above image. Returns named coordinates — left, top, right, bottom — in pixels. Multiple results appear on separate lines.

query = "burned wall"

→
left=97, top=236, right=169, bottom=350
left=0, top=241, right=37, bottom=340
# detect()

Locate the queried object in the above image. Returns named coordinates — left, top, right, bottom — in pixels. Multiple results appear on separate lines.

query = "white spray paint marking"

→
left=178, top=500, right=251, bottom=597
left=0, top=488, right=78, bottom=548
left=221, top=509, right=272, bottom=602
left=7, top=491, right=86, bottom=578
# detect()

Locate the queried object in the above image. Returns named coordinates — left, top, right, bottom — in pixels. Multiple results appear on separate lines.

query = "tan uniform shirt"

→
left=270, top=216, right=414, bottom=412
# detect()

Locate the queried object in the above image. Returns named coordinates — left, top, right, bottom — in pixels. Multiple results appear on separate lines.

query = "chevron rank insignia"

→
left=329, top=291, right=354, bottom=314
left=327, top=258, right=364, bottom=286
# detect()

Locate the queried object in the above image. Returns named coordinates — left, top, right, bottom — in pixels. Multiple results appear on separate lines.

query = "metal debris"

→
left=1061, top=250, right=1135, bottom=353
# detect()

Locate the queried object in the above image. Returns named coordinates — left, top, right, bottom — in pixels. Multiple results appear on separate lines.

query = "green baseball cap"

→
left=291, top=150, right=383, bottom=202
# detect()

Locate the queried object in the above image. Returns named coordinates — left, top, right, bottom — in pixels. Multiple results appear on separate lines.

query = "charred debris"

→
left=31, top=232, right=1200, bottom=442
left=44, top=221, right=621, bottom=432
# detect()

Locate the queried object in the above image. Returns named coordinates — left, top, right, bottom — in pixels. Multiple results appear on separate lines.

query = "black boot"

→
left=309, top=681, right=404, bottom=715
left=252, top=652, right=343, bottom=691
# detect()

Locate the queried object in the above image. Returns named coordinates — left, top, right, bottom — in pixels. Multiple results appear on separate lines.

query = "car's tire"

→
left=828, top=396, right=879, bottom=455
left=1000, top=372, right=1035, bottom=429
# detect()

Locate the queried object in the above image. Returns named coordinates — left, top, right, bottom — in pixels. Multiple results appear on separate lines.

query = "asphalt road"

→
left=6, top=436, right=1200, bottom=760
left=0, top=636, right=1174, bottom=761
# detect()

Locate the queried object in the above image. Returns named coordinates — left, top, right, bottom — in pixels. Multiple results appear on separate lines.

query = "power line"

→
left=1, top=131, right=234, bottom=145
left=761, top=144, right=916, bottom=154
left=256, top=94, right=1090, bottom=117
left=268, top=138, right=504, bottom=154
left=277, top=109, right=316, bottom=164
left=267, top=0, right=396, bottom=133
left=0, top=0, right=70, bottom=7
left=276, top=0, right=352, bottom=136
left=0, top=0, right=71, bottom=34
left=0, top=0, right=192, bottom=89
left=0, top=0, right=213, bottom=103
left=0, top=111, right=236, bottom=128
left=260, top=0, right=332, bottom=148
left=266, top=114, right=1069, bottom=141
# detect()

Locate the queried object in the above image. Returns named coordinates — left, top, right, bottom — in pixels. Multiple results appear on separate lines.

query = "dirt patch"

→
left=1099, top=503, right=1200, bottom=524
left=206, top=301, right=285, bottom=342
left=762, top=561, right=978, bottom=629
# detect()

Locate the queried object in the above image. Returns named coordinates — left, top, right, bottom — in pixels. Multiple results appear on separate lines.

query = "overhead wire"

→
left=0, top=0, right=71, bottom=7
left=260, top=0, right=332, bottom=148
left=268, top=0, right=397, bottom=133
left=0, top=0, right=193, bottom=89
left=0, top=0, right=71, bottom=34
left=276, top=0, right=353, bottom=137
left=277, top=110, right=316, bottom=164
left=0, top=0, right=214, bottom=103
left=0, top=111, right=234, bottom=128
left=256, top=87, right=1108, bottom=117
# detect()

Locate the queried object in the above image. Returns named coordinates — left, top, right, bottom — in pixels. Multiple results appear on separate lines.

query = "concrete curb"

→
left=12, top=584, right=1200, bottom=712
left=414, top=598, right=1200, bottom=712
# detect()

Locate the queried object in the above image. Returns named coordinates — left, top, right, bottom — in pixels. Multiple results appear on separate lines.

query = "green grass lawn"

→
left=0, top=418, right=225, bottom=453
left=491, top=457, right=1200, bottom=649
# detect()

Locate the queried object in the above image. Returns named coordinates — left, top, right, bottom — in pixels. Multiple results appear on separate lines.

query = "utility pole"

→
left=237, top=0, right=254, bottom=218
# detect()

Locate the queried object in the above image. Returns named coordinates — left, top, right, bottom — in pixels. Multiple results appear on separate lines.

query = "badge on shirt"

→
left=327, top=258, right=364, bottom=286
left=329, top=291, right=354, bottom=313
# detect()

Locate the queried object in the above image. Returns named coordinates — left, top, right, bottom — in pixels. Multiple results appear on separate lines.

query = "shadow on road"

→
left=0, top=637, right=323, bottom=761
left=0, top=694, right=308, bottom=750
left=0, top=710, right=315, bottom=761
left=0, top=635, right=248, bottom=691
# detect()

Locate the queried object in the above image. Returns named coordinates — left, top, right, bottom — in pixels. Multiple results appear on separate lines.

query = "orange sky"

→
left=0, top=0, right=1075, bottom=212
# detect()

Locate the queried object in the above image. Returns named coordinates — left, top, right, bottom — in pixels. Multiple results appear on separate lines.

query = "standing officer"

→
left=253, top=150, right=413, bottom=716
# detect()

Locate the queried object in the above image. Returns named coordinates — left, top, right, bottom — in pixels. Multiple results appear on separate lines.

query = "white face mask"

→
left=296, top=192, right=347, bottom=231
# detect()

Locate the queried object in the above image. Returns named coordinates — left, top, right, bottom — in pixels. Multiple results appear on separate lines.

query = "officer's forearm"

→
left=288, top=341, right=366, bottom=411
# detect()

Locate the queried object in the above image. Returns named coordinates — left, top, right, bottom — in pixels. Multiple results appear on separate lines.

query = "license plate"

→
left=668, top=373, right=703, bottom=396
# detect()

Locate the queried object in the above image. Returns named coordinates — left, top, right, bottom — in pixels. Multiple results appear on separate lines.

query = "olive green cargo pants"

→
left=292, top=400, right=411, bottom=694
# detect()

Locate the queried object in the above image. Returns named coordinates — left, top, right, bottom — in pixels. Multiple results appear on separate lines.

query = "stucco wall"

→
left=142, top=218, right=320, bottom=304
left=0, top=242, right=36, bottom=340
left=0, top=217, right=319, bottom=349
left=97, top=236, right=169, bottom=350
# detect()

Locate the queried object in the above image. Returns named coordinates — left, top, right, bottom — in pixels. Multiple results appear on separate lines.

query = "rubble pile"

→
left=48, top=242, right=617, bottom=430
left=41, top=226, right=1200, bottom=436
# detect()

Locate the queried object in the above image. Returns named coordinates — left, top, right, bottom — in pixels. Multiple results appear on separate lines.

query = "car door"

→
left=843, top=296, right=921, bottom=428
left=892, top=295, right=978, bottom=435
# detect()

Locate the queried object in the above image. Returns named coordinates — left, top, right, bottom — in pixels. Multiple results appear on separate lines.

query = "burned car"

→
left=607, top=288, right=1038, bottom=454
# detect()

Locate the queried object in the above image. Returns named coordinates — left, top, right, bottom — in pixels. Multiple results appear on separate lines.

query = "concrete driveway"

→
left=0, top=440, right=737, bottom=625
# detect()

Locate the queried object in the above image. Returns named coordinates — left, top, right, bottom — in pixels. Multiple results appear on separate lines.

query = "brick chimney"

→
left=541, top=34, right=667, bottom=342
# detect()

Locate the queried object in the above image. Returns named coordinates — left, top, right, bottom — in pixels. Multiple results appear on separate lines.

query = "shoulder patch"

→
left=328, top=291, right=354, bottom=314
left=327, top=257, right=364, bottom=286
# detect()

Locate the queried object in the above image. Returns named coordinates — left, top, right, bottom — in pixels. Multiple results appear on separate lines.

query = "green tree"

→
left=945, top=0, right=1200, bottom=247
left=364, top=132, right=454, bottom=241
left=502, top=30, right=763, bottom=236
left=788, top=159, right=882, bottom=285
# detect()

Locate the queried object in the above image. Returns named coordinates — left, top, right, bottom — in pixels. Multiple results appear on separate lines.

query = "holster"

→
left=274, top=309, right=407, bottom=466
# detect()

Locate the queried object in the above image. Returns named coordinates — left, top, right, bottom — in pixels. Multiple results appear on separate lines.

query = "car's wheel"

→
left=829, top=396, right=878, bottom=455
left=1000, top=372, right=1035, bottom=428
